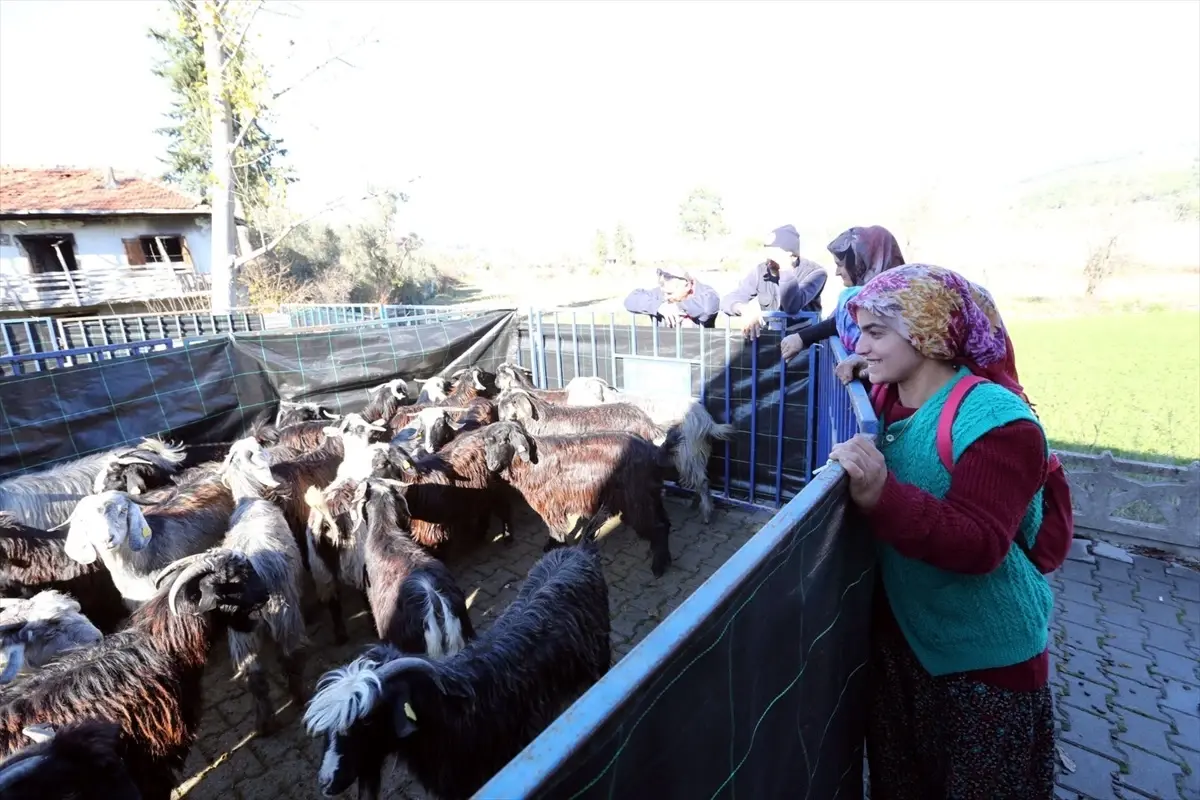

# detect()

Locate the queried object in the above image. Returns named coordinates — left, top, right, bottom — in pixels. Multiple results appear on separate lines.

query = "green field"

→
left=1007, top=310, right=1200, bottom=463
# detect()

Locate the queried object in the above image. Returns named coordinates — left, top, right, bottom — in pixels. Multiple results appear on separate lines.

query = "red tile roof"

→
left=0, top=167, right=207, bottom=215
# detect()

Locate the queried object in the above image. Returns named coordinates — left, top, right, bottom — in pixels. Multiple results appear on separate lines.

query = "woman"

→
left=779, top=225, right=905, bottom=378
left=829, top=264, right=1056, bottom=800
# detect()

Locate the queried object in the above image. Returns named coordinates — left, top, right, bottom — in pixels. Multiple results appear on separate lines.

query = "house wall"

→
left=0, top=214, right=213, bottom=277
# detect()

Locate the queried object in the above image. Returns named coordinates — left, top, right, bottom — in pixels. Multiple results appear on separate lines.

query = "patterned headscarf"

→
left=828, top=225, right=906, bottom=351
left=847, top=264, right=1028, bottom=401
left=827, top=225, right=906, bottom=286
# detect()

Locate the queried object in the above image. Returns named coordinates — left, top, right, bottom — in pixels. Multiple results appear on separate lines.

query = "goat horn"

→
left=374, top=655, right=446, bottom=692
left=321, top=409, right=341, bottom=419
left=21, top=723, right=56, bottom=744
left=167, top=553, right=225, bottom=616
left=0, top=753, right=49, bottom=789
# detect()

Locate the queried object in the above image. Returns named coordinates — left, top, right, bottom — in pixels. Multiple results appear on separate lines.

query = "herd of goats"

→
left=0, top=361, right=736, bottom=800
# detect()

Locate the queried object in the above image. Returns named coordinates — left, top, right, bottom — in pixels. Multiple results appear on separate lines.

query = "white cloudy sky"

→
left=1, top=0, right=1197, bottom=260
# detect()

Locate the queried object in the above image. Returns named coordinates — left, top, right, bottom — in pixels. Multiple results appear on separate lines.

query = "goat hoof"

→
left=255, top=717, right=280, bottom=737
left=650, top=554, right=671, bottom=578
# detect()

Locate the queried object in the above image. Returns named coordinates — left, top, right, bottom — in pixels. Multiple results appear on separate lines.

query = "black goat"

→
left=0, top=550, right=269, bottom=800
left=276, top=401, right=340, bottom=428
left=303, top=509, right=611, bottom=800
left=482, top=421, right=678, bottom=577
left=0, top=719, right=140, bottom=800
left=362, top=379, right=411, bottom=423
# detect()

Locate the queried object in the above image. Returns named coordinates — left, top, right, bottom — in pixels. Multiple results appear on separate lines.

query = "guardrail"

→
left=0, top=265, right=209, bottom=311
left=475, top=333, right=879, bottom=799
left=0, top=338, right=179, bottom=377
left=811, top=337, right=880, bottom=472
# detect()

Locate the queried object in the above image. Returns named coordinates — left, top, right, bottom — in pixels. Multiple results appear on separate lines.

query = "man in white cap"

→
left=623, top=266, right=720, bottom=328
left=719, top=223, right=828, bottom=339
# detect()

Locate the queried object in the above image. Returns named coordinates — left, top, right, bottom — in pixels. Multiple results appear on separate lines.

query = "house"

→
left=0, top=166, right=214, bottom=312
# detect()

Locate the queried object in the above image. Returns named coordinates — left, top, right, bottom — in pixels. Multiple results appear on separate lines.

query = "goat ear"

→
left=519, top=395, right=537, bottom=419
left=515, top=431, right=535, bottom=463
left=62, top=520, right=98, bottom=565
left=392, top=700, right=418, bottom=739
left=126, top=506, right=153, bottom=552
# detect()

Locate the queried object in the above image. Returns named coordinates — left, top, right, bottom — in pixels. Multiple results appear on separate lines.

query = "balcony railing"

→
left=0, top=265, right=211, bottom=311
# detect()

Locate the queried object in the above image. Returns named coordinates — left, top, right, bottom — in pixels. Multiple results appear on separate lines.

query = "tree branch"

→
left=228, top=33, right=372, bottom=154
left=219, top=0, right=264, bottom=75
left=233, top=179, right=416, bottom=269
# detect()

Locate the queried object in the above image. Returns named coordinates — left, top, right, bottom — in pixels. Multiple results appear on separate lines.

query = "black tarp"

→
left=0, top=310, right=518, bottom=476
left=477, top=475, right=874, bottom=799
left=517, top=315, right=813, bottom=506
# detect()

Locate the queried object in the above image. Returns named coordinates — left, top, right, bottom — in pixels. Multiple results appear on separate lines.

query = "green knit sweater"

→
left=877, top=367, right=1053, bottom=677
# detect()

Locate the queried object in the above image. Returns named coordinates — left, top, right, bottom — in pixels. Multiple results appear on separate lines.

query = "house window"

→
left=123, top=235, right=191, bottom=266
left=15, top=234, right=78, bottom=274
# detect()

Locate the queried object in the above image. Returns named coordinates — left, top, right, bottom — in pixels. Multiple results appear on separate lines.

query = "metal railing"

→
left=56, top=309, right=265, bottom=350
left=0, top=265, right=209, bottom=311
left=475, top=343, right=879, bottom=799
left=811, top=337, right=880, bottom=472
left=0, top=338, right=179, bottom=377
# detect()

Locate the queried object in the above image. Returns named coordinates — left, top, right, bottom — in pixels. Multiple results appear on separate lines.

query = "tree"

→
left=592, top=229, right=609, bottom=265
left=149, top=0, right=292, bottom=223
left=152, top=0, right=378, bottom=311
left=340, top=191, right=440, bottom=305
left=678, top=187, right=729, bottom=241
left=612, top=223, right=635, bottom=266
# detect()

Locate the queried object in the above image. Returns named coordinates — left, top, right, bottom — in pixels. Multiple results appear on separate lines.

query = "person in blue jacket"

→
left=623, top=267, right=720, bottom=328
left=719, top=223, right=828, bottom=339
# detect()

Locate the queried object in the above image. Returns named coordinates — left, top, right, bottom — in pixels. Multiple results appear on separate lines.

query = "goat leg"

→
left=648, top=500, right=672, bottom=578
left=328, top=588, right=349, bottom=645
left=246, top=661, right=279, bottom=736
left=280, top=649, right=309, bottom=707
left=356, top=760, right=384, bottom=800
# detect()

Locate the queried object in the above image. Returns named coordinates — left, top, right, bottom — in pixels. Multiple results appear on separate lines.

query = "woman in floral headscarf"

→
left=828, top=264, right=1057, bottom=800
left=779, top=225, right=906, bottom=365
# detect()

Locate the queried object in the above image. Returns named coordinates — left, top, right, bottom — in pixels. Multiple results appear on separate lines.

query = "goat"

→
left=90, top=439, right=189, bottom=497
left=556, top=378, right=734, bottom=523
left=362, top=379, right=411, bottom=423
left=276, top=400, right=340, bottom=428
left=0, top=719, right=141, bottom=800
left=62, top=480, right=234, bottom=606
left=497, top=387, right=665, bottom=443
left=360, top=478, right=473, bottom=656
left=442, top=366, right=498, bottom=404
left=0, top=592, right=103, bottom=683
left=303, top=508, right=611, bottom=800
left=389, top=407, right=464, bottom=458
left=494, top=362, right=610, bottom=404
left=0, top=550, right=270, bottom=800
left=482, top=420, right=678, bottom=577
left=170, top=438, right=309, bottom=734
left=267, top=419, right=347, bottom=462
left=0, top=439, right=187, bottom=530
left=0, top=513, right=129, bottom=634
left=415, top=377, right=449, bottom=405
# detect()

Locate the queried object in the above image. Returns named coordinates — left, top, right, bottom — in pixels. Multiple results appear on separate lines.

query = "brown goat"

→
left=481, top=421, right=679, bottom=577
left=497, top=388, right=665, bottom=444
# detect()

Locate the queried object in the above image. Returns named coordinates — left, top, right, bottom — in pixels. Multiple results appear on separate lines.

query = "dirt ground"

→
left=172, top=495, right=771, bottom=800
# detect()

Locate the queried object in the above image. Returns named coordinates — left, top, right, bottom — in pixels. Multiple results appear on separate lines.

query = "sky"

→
left=1, top=0, right=1198, bottom=261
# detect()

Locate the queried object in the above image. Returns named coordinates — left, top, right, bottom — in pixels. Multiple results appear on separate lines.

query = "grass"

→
left=1007, top=309, right=1200, bottom=463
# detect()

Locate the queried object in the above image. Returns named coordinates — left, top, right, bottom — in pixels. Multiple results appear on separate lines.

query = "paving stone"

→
left=1104, top=622, right=1151, bottom=658
left=1141, top=596, right=1192, bottom=630
left=1062, top=648, right=1118, bottom=689
left=1132, top=555, right=1171, bottom=580
left=1162, top=707, right=1200, bottom=755
left=1109, top=674, right=1170, bottom=721
left=1060, top=578, right=1103, bottom=608
left=1094, top=554, right=1137, bottom=583
left=1116, top=709, right=1179, bottom=761
left=1101, top=601, right=1153, bottom=634
left=1118, top=742, right=1187, bottom=800
left=1058, top=702, right=1122, bottom=761
left=1162, top=678, right=1200, bottom=718
left=1066, top=538, right=1096, bottom=564
left=1059, top=598, right=1108, bottom=631
left=1182, top=600, right=1200, bottom=626
left=1061, top=558, right=1101, bottom=586
left=1055, top=741, right=1121, bottom=799
left=1144, top=621, right=1199, bottom=659
left=1093, top=541, right=1135, bottom=565
left=1101, top=580, right=1144, bottom=609
left=1150, top=647, right=1200, bottom=685
left=1107, top=646, right=1158, bottom=686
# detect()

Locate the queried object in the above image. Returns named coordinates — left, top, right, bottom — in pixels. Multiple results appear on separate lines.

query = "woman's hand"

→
left=780, top=333, right=804, bottom=362
left=834, top=354, right=867, bottom=385
left=829, top=434, right=888, bottom=510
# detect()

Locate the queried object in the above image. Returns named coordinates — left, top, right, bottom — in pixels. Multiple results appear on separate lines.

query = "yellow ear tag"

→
left=403, top=702, right=418, bottom=722
left=142, top=524, right=153, bottom=540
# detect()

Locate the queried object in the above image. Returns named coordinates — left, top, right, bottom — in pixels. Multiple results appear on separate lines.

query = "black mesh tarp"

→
left=517, top=315, right=813, bottom=505
left=479, top=477, right=874, bottom=799
left=0, top=310, right=517, bottom=476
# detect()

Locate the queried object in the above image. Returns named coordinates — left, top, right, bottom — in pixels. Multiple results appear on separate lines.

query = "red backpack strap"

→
left=936, top=375, right=988, bottom=471
left=870, top=383, right=888, bottom=417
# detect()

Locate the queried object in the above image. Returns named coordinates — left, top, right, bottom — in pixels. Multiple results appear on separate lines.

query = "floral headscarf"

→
left=847, top=264, right=1028, bottom=401
left=828, top=225, right=906, bottom=352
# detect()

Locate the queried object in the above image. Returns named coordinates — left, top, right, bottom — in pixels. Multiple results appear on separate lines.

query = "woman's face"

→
left=834, top=257, right=854, bottom=287
left=854, top=309, right=925, bottom=384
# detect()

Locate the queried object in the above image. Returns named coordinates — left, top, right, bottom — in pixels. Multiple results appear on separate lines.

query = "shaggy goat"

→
left=0, top=719, right=141, bottom=800
left=0, top=592, right=103, bottom=683
left=62, top=480, right=234, bottom=606
left=0, top=513, right=129, bottom=634
left=91, top=439, right=189, bottom=497
left=276, top=400, right=340, bottom=428
left=415, top=377, right=449, bottom=405
left=362, top=379, right=411, bottom=423
left=482, top=421, right=678, bottom=576
left=303, top=509, right=611, bottom=800
left=556, top=378, right=734, bottom=523
left=0, top=550, right=270, bottom=800
left=443, top=366, right=498, bottom=404
left=0, top=439, right=187, bottom=530
left=494, top=362, right=608, bottom=404
left=497, top=387, right=665, bottom=444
